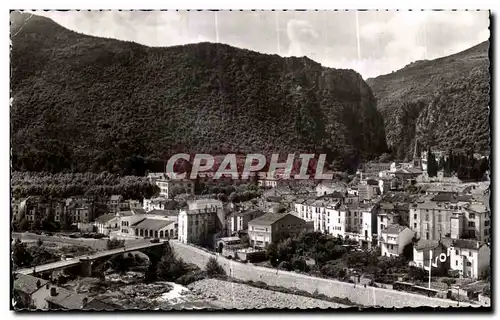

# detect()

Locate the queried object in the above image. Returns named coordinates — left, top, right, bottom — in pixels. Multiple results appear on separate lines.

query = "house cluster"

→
left=13, top=274, right=114, bottom=310
left=12, top=194, right=140, bottom=226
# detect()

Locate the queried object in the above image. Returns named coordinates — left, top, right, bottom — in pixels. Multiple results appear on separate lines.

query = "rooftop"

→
left=13, top=274, right=49, bottom=295
left=382, top=224, right=408, bottom=235
left=452, top=239, right=482, bottom=250
left=147, top=209, right=179, bottom=217
left=248, top=212, right=290, bottom=226
left=94, top=213, right=117, bottom=224
left=44, top=286, right=92, bottom=309
left=131, top=218, right=175, bottom=230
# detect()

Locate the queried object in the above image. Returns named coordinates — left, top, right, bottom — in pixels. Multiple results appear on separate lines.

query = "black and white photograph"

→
left=9, top=8, right=492, bottom=311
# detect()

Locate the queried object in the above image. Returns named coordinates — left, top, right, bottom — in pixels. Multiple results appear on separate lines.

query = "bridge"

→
left=16, top=241, right=167, bottom=276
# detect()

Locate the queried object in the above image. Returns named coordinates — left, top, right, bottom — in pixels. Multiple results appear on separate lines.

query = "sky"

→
left=30, top=10, right=490, bottom=79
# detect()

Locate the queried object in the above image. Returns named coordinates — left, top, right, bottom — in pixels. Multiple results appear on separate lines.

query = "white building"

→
left=448, top=239, right=490, bottom=279
left=156, top=178, right=195, bottom=199
left=379, top=225, right=415, bottom=258
left=178, top=207, right=218, bottom=244
left=94, top=214, right=119, bottom=236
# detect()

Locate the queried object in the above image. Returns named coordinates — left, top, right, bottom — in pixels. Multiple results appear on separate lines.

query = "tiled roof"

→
left=82, top=298, right=116, bottom=310
left=131, top=218, right=175, bottom=230
left=13, top=274, right=48, bottom=295
left=414, top=239, right=441, bottom=251
left=248, top=212, right=290, bottom=226
left=44, top=286, right=90, bottom=309
left=382, top=224, right=407, bottom=235
left=452, top=239, right=481, bottom=250
left=95, top=213, right=116, bottom=224
left=147, top=209, right=179, bottom=217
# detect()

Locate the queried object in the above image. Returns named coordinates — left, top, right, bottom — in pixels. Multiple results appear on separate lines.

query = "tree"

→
left=19, top=218, right=30, bottom=231
left=402, top=242, right=414, bottom=261
left=427, top=148, right=438, bottom=177
left=205, top=257, right=226, bottom=277
left=12, top=239, right=33, bottom=268
left=441, top=278, right=456, bottom=290
left=106, top=238, right=125, bottom=250
left=36, top=239, right=44, bottom=247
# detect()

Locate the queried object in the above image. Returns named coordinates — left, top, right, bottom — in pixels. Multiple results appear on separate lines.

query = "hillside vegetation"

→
left=11, top=12, right=388, bottom=175
left=367, top=41, right=490, bottom=160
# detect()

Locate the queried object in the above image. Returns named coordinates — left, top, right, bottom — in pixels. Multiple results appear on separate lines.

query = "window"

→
left=455, top=249, right=459, bottom=255
left=338, top=218, right=340, bottom=223
left=414, top=214, right=417, bottom=220
left=425, top=214, right=429, bottom=221
left=485, top=220, right=490, bottom=226
left=456, top=260, right=458, bottom=266
left=437, top=215, right=441, bottom=222
left=484, top=229, right=488, bottom=236
left=469, top=251, right=473, bottom=257
left=426, top=232, right=429, bottom=239
left=469, top=213, right=475, bottom=219
left=466, top=262, right=472, bottom=267
left=413, top=223, right=417, bottom=228
left=468, top=221, right=475, bottom=228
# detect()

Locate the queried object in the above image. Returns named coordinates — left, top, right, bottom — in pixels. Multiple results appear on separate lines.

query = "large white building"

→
left=379, top=225, right=415, bottom=258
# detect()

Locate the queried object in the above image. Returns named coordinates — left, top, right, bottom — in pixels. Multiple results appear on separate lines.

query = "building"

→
left=13, top=274, right=50, bottom=309
left=411, top=239, right=451, bottom=272
left=379, top=225, right=415, bottom=258
left=409, top=193, right=489, bottom=242
left=143, top=197, right=169, bottom=212
left=178, top=207, right=218, bottom=245
left=187, top=198, right=223, bottom=211
left=448, top=239, right=490, bottom=279
left=108, top=195, right=128, bottom=213
left=94, top=213, right=119, bottom=235
left=358, top=179, right=380, bottom=201
left=13, top=275, right=113, bottom=310
left=131, top=218, right=177, bottom=239
left=362, top=162, right=393, bottom=175
left=247, top=212, right=306, bottom=249
left=156, top=177, right=195, bottom=199
left=315, top=182, right=347, bottom=197
left=377, top=202, right=410, bottom=237
left=116, top=208, right=149, bottom=237
left=228, top=209, right=266, bottom=235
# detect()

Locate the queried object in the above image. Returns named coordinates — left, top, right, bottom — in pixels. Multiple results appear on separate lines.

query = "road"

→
left=170, top=240, right=476, bottom=308
left=15, top=242, right=166, bottom=275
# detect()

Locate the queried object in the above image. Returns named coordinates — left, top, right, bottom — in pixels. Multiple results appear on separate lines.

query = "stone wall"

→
left=170, top=240, right=474, bottom=308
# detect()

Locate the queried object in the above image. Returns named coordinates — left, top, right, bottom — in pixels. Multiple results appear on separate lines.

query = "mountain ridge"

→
left=367, top=40, right=490, bottom=160
left=11, top=12, right=388, bottom=175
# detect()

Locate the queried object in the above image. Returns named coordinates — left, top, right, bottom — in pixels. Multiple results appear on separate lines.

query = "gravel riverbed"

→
left=187, top=278, right=348, bottom=309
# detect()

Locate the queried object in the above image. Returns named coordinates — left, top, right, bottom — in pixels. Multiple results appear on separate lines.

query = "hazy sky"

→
left=32, top=10, right=490, bottom=78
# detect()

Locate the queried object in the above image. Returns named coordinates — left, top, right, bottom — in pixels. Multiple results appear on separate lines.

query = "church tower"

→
left=412, top=140, right=422, bottom=170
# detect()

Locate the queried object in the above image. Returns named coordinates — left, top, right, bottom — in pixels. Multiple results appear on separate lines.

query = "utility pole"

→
left=428, top=249, right=433, bottom=289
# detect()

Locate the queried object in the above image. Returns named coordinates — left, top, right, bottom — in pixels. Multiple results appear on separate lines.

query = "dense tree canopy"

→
left=11, top=13, right=388, bottom=175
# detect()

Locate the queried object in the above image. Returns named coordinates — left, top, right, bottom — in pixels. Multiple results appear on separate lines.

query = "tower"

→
left=412, top=140, right=422, bottom=170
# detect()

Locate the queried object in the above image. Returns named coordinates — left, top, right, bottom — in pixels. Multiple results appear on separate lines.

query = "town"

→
left=11, top=143, right=491, bottom=309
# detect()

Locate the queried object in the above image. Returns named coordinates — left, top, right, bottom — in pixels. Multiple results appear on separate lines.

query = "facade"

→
left=156, top=178, right=194, bottom=199
left=94, top=213, right=119, bottom=235
left=178, top=207, right=218, bottom=244
left=411, top=239, right=451, bottom=272
left=448, top=239, right=490, bottom=279
left=131, top=218, right=177, bottom=239
left=143, top=197, right=169, bottom=212
left=379, top=225, right=415, bottom=258
left=247, top=212, right=306, bottom=249
left=228, top=209, right=266, bottom=235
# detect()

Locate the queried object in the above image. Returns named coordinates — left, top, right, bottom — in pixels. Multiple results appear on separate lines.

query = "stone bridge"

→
left=15, top=242, right=167, bottom=277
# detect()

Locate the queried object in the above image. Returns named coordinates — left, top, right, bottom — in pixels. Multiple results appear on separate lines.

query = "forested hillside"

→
left=11, top=12, right=387, bottom=175
left=367, top=41, right=490, bottom=160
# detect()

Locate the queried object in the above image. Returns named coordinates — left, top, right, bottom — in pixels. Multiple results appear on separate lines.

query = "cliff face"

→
left=11, top=12, right=387, bottom=174
left=367, top=41, right=490, bottom=160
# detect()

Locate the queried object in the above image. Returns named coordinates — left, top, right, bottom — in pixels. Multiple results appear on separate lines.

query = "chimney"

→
left=50, top=287, right=57, bottom=296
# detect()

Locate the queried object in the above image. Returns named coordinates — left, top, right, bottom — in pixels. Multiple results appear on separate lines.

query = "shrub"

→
left=205, top=257, right=226, bottom=278
left=176, top=270, right=207, bottom=285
